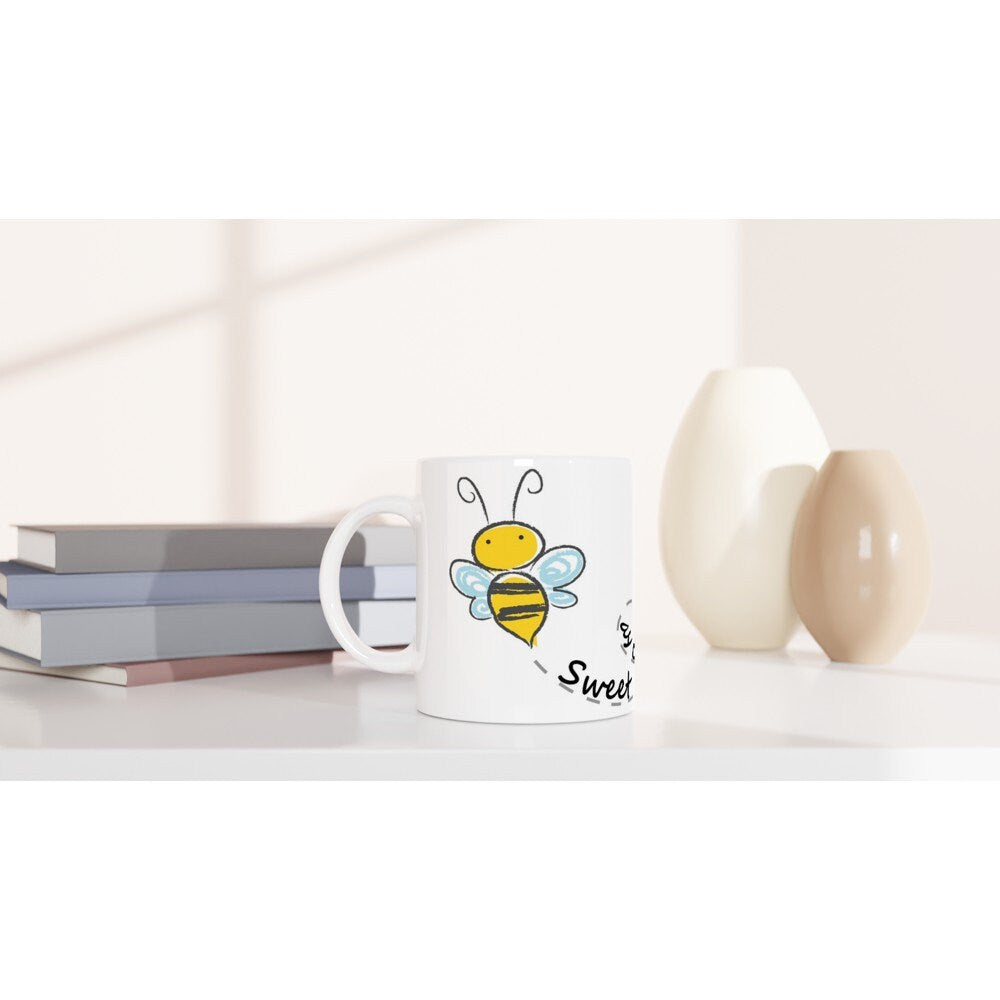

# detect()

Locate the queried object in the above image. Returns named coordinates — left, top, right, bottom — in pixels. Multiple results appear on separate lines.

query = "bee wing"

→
left=547, top=589, right=578, bottom=609
left=532, top=546, right=586, bottom=591
left=451, top=561, right=494, bottom=621
left=450, top=559, right=492, bottom=597
left=470, top=596, right=492, bottom=620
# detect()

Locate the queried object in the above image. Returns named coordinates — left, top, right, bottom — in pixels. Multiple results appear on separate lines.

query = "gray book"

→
left=0, top=561, right=416, bottom=610
left=16, top=523, right=415, bottom=573
left=0, top=597, right=415, bottom=667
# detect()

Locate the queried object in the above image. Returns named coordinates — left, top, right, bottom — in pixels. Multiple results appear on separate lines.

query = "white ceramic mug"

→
left=319, top=456, right=634, bottom=723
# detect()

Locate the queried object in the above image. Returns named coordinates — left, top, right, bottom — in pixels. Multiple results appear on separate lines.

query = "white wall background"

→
left=0, top=222, right=737, bottom=635
left=2, top=221, right=995, bottom=635
left=739, top=221, right=1000, bottom=635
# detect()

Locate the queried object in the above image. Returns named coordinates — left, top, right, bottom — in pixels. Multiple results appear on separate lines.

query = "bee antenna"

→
left=456, top=476, right=489, bottom=523
left=512, top=468, right=543, bottom=520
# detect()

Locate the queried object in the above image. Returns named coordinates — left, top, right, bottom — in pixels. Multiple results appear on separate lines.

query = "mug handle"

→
left=318, top=496, right=419, bottom=674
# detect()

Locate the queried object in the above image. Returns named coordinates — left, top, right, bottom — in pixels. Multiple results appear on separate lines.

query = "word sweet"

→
left=557, top=660, right=632, bottom=702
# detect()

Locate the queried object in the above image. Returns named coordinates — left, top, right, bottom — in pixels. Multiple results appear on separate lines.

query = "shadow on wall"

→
left=0, top=220, right=494, bottom=521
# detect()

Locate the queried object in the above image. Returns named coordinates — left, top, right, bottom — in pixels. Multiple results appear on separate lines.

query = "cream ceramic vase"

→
left=660, top=368, right=829, bottom=649
left=790, top=450, right=931, bottom=664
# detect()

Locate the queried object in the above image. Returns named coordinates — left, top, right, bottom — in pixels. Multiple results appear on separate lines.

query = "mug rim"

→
left=419, top=454, right=630, bottom=465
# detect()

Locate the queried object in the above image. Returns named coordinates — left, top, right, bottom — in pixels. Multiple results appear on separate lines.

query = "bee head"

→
left=472, top=521, right=545, bottom=571
left=458, top=468, right=546, bottom=570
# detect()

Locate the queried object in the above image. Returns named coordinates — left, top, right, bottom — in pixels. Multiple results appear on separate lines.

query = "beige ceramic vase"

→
left=790, top=450, right=931, bottom=663
left=660, top=368, right=828, bottom=650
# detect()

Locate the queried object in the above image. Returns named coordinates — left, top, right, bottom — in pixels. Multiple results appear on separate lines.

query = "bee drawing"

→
left=449, top=468, right=586, bottom=648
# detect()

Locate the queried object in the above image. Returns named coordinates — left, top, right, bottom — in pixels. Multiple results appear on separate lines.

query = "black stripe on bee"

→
left=495, top=603, right=547, bottom=621
left=489, top=581, right=541, bottom=595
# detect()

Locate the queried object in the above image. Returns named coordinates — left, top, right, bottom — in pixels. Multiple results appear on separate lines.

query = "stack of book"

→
left=0, top=523, right=416, bottom=686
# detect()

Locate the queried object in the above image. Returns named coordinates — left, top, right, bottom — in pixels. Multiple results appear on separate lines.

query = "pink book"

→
left=0, top=649, right=334, bottom=686
left=330, top=646, right=406, bottom=669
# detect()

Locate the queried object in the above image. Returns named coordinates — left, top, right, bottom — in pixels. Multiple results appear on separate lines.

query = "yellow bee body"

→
left=487, top=571, right=549, bottom=647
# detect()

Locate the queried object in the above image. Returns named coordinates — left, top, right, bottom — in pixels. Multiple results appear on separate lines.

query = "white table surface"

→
left=1, top=631, right=998, bottom=779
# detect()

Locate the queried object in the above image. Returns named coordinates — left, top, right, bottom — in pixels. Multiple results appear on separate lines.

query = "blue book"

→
left=0, top=561, right=416, bottom=610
